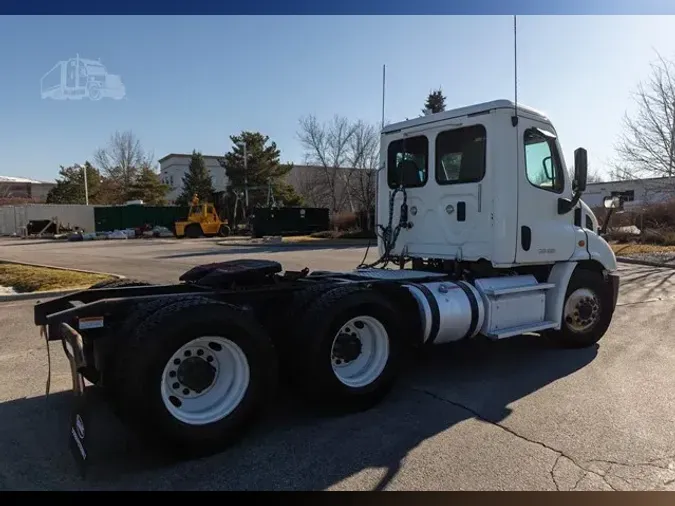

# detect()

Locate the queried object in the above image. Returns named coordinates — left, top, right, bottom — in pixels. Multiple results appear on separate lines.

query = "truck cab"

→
left=377, top=99, right=616, bottom=274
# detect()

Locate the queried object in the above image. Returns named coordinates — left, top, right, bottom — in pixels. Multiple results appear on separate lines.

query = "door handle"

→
left=457, top=202, right=466, bottom=222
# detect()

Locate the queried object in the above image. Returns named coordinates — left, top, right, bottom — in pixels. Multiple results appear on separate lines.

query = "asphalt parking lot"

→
left=1, top=238, right=675, bottom=491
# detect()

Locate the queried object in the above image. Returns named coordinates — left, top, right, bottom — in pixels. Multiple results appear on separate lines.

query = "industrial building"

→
left=582, top=176, right=674, bottom=209
left=0, top=176, right=56, bottom=202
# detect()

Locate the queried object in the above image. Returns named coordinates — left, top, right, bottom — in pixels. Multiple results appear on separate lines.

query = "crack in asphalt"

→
left=570, top=469, right=586, bottom=491
left=408, top=386, right=674, bottom=491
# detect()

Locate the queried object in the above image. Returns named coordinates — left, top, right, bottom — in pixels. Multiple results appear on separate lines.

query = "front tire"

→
left=185, top=223, right=203, bottom=239
left=548, top=268, right=615, bottom=349
left=116, top=298, right=278, bottom=457
left=288, top=285, right=405, bottom=413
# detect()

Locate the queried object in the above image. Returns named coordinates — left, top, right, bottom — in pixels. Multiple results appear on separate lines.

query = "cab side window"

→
left=435, top=124, right=486, bottom=185
left=523, top=128, right=564, bottom=193
left=387, top=135, right=428, bottom=189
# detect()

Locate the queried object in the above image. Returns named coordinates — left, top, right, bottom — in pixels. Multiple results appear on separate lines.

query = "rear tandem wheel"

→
left=110, top=297, right=278, bottom=457
left=284, top=285, right=406, bottom=413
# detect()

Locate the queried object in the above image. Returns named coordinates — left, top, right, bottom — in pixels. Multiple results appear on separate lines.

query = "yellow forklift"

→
left=174, top=194, right=231, bottom=238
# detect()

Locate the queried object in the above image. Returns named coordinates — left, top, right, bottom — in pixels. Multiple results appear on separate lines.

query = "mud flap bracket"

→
left=61, top=323, right=91, bottom=478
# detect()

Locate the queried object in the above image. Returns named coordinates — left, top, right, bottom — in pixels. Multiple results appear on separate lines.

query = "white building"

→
left=0, top=176, right=56, bottom=202
left=582, top=176, right=674, bottom=209
left=158, top=153, right=228, bottom=203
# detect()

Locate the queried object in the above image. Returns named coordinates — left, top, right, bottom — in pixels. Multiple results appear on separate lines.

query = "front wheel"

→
left=547, top=268, right=615, bottom=349
left=288, top=285, right=405, bottom=413
left=185, top=223, right=203, bottom=239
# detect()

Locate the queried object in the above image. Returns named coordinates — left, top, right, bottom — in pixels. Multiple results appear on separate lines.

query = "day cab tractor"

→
left=33, top=99, right=620, bottom=474
left=174, top=194, right=231, bottom=238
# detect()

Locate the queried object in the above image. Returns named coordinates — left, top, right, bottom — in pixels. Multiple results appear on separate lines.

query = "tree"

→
left=219, top=131, right=303, bottom=215
left=94, top=130, right=153, bottom=202
left=176, top=150, right=216, bottom=206
left=613, top=50, right=675, bottom=194
left=297, top=115, right=379, bottom=223
left=46, top=162, right=105, bottom=204
left=345, top=121, right=379, bottom=229
left=423, top=88, right=446, bottom=114
left=127, top=164, right=169, bottom=205
left=568, top=165, right=604, bottom=184
left=297, top=115, right=358, bottom=215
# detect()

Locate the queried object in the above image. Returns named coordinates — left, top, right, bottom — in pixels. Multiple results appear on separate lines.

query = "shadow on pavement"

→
left=157, top=243, right=369, bottom=259
left=0, top=334, right=597, bottom=491
left=617, top=264, right=675, bottom=302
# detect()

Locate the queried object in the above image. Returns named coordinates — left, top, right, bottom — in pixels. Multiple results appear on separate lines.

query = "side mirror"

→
left=573, top=148, right=588, bottom=193
left=603, top=196, right=621, bottom=209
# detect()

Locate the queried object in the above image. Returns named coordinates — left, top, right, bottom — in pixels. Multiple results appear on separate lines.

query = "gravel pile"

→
left=618, top=251, right=675, bottom=267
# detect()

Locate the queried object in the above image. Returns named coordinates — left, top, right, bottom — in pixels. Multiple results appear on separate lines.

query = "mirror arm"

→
left=600, top=207, right=615, bottom=236
left=557, top=190, right=582, bottom=215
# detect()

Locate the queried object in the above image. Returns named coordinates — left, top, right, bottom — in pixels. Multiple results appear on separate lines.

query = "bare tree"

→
left=345, top=120, right=379, bottom=230
left=297, top=115, right=358, bottom=215
left=94, top=130, right=153, bottom=200
left=290, top=165, right=327, bottom=208
left=613, top=50, right=675, bottom=188
left=569, top=165, right=604, bottom=184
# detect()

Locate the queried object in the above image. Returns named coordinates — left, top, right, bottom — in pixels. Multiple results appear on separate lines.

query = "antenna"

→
left=512, top=15, right=518, bottom=125
left=381, top=64, right=386, bottom=130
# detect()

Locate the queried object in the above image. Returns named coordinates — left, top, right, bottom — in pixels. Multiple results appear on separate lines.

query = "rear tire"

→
left=115, top=298, right=278, bottom=457
left=547, top=268, right=614, bottom=349
left=288, top=285, right=405, bottom=413
left=103, top=296, right=184, bottom=407
left=185, top=223, right=203, bottom=239
left=218, top=224, right=231, bottom=237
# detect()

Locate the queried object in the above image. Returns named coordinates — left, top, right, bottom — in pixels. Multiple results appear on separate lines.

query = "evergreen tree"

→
left=423, top=88, right=447, bottom=114
left=128, top=164, right=169, bottom=205
left=176, top=150, right=216, bottom=206
left=219, top=131, right=303, bottom=212
left=46, top=162, right=104, bottom=204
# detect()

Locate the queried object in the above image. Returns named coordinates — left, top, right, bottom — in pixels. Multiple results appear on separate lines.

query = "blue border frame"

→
left=3, top=0, right=675, bottom=15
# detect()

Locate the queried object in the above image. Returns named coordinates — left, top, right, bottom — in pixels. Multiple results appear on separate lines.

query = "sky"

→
left=1, top=15, right=674, bottom=183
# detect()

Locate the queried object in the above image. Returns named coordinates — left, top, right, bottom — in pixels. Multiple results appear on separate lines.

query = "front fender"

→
left=585, top=231, right=618, bottom=272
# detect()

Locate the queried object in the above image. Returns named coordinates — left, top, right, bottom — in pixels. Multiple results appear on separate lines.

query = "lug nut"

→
left=172, top=382, right=180, bottom=389
left=184, top=350, right=192, bottom=357
left=173, top=358, right=181, bottom=365
left=206, top=356, right=214, bottom=363
left=183, top=388, right=190, bottom=395
left=169, top=371, right=176, bottom=378
left=197, top=349, right=204, bottom=356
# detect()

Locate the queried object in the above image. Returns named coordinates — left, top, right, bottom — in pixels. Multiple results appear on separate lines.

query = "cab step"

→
left=483, top=320, right=558, bottom=340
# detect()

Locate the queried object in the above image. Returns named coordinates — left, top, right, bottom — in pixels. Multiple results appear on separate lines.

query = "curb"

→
left=0, top=260, right=125, bottom=303
left=0, top=259, right=126, bottom=279
left=616, top=256, right=675, bottom=269
left=0, top=288, right=87, bottom=302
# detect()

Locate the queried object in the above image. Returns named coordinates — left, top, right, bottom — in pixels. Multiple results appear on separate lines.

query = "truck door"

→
left=515, top=120, right=577, bottom=264
left=384, top=121, right=492, bottom=261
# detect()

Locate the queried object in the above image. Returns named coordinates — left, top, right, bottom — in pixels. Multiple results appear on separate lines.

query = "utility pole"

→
left=237, top=141, right=249, bottom=210
left=83, top=164, right=89, bottom=205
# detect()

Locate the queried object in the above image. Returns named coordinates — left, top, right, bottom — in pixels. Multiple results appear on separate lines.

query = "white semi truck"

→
left=34, top=99, right=619, bottom=474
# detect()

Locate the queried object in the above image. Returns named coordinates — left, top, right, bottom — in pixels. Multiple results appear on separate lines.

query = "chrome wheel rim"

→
left=563, top=288, right=601, bottom=333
